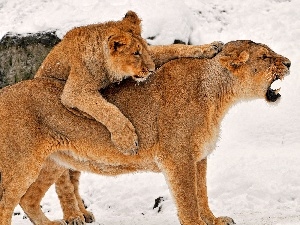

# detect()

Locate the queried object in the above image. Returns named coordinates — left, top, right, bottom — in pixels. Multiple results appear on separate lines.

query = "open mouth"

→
left=133, top=75, right=144, bottom=79
left=266, top=76, right=282, bottom=102
left=133, top=75, right=147, bottom=82
left=132, top=73, right=152, bottom=82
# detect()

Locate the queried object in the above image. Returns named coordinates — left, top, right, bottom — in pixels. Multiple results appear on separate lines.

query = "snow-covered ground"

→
left=1, top=0, right=299, bottom=224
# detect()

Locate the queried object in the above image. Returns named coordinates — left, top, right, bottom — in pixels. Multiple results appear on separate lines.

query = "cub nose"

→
left=148, top=62, right=155, bottom=73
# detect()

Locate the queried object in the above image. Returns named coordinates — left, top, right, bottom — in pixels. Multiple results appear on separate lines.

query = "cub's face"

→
left=219, top=40, right=291, bottom=102
left=107, top=32, right=155, bottom=82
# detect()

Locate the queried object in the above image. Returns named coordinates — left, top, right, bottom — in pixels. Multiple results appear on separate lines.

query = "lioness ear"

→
left=219, top=50, right=249, bottom=71
left=122, top=11, right=142, bottom=35
left=237, top=51, right=249, bottom=65
left=108, top=35, right=128, bottom=53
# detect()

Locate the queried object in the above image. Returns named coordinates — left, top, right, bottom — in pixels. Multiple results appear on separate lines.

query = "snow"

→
left=0, top=0, right=299, bottom=224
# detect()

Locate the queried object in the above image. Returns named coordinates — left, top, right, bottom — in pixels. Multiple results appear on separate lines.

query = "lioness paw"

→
left=214, top=216, right=235, bottom=225
left=51, top=220, right=68, bottom=225
left=111, top=120, right=139, bottom=155
left=200, top=41, right=224, bottom=58
left=83, top=210, right=95, bottom=223
left=67, top=217, right=85, bottom=225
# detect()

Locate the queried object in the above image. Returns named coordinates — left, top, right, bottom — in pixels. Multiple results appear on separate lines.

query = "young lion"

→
left=0, top=40, right=290, bottom=225
left=34, top=11, right=154, bottom=155
left=35, top=11, right=223, bottom=155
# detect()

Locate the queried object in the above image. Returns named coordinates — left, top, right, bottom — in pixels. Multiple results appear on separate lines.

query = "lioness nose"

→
left=283, top=60, right=291, bottom=69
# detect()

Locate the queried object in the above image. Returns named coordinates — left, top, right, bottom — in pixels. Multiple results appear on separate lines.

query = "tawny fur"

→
left=0, top=41, right=290, bottom=225
left=34, top=10, right=222, bottom=156
left=35, top=10, right=155, bottom=155
left=0, top=172, right=2, bottom=202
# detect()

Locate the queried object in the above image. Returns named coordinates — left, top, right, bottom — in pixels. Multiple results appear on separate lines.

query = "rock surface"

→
left=0, top=31, right=60, bottom=88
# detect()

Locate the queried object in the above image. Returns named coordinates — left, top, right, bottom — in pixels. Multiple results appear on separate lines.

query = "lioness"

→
left=0, top=41, right=290, bottom=225
left=35, top=10, right=221, bottom=155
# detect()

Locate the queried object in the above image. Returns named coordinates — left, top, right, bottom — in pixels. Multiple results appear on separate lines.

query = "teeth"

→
left=274, top=88, right=281, bottom=95
left=270, top=79, right=282, bottom=90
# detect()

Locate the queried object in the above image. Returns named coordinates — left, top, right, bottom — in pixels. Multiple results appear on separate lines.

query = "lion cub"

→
left=35, top=11, right=223, bottom=155
left=35, top=11, right=155, bottom=155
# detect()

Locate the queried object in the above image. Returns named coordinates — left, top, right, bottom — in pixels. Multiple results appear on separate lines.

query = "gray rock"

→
left=0, top=31, right=60, bottom=88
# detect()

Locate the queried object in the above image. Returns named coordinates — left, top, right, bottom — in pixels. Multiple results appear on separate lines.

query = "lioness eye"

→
left=134, top=51, right=140, bottom=56
left=262, top=54, right=268, bottom=59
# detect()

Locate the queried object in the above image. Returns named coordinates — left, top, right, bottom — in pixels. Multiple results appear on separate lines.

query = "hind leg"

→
left=0, top=184, right=25, bottom=225
left=20, top=159, right=67, bottom=225
left=0, top=167, right=41, bottom=225
left=0, top=177, right=30, bottom=225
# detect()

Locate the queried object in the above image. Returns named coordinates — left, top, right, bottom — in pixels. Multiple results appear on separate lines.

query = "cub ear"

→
left=219, top=50, right=249, bottom=71
left=123, top=11, right=141, bottom=26
left=107, top=35, right=129, bottom=53
left=122, top=10, right=142, bottom=35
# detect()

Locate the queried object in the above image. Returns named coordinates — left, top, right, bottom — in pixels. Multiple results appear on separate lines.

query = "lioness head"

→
left=219, top=40, right=291, bottom=102
left=105, top=11, right=155, bottom=82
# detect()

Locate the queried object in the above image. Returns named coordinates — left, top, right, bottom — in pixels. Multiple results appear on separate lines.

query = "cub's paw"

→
left=83, top=210, right=95, bottom=223
left=201, top=41, right=224, bottom=58
left=214, top=216, right=235, bottom=225
left=111, top=120, right=139, bottom=155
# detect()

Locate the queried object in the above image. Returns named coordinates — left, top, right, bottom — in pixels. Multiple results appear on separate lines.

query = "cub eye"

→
left=133, top=51, right=140, bottom=56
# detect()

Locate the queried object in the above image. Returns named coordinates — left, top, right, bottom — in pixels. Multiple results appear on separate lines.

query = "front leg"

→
left=148, top=41, right=223, bottom=67
left=69, top=170, right=95, bottom=223
left=157, top=154, right=206, bottom=225
left=196, top=159, right=235, bottom=225
left=61, top=71, right=138, bottom=155
left=56, top=170, right=95, bottom=224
